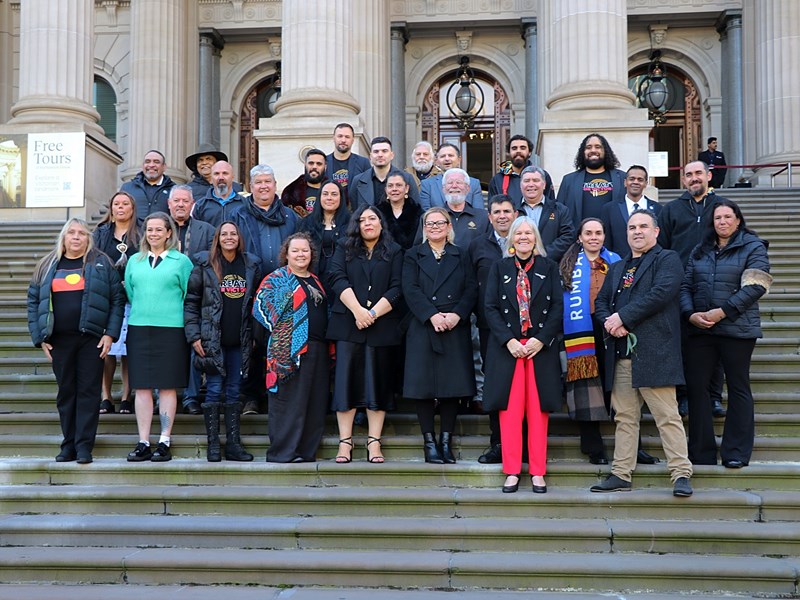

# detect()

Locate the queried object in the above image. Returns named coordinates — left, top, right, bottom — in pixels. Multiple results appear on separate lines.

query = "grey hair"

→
left=168, top=184, right=194, bottom=200
left=507, top=215, right=547, bottom=258
left=250, top=164, right=276, bottom=181
left=442, top=168, right=469, bottom=189
left=32, top=218, right=95, bottom=283
left=413, top=141, right=433, bottom=154
left=520, top=165, right=547, bottom=180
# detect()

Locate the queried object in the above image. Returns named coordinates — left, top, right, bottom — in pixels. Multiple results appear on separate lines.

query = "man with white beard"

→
left=192, top=161, right=247, bottom=229
left=405, top=141, right=441, bottom=189
left=420, top=145, right=484, bottom=210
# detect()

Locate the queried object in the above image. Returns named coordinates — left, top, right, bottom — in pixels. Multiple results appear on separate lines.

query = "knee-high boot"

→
left=201, top=402, right=221, bottom=462
left=224, top=402, right=253, bottom=462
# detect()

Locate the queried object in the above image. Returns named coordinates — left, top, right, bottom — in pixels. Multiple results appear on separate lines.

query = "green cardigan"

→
left=125, top=249, right=194, bottom=328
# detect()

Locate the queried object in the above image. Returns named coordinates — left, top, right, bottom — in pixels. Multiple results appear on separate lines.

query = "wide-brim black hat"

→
left=185, top=143, right=228, bottom=172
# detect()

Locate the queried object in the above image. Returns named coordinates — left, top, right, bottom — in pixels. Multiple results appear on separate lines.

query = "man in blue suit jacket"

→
left=600, top=165, right=662, bottom=257
left=557, top=133, right=627, bottom=230
left=420, top=143, right=484, bottom=210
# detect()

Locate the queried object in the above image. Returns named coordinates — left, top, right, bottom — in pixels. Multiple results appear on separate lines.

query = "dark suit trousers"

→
left=686, top=335, right=756, bottom=465
left=267, top=341, right=330, bottom=462
left=50, top=332, right=104, bottom=456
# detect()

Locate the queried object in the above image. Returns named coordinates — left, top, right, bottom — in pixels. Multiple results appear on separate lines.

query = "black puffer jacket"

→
left=184, top=251, right=262, bottom=377
left=27, top=250, right=125, bottom=346
left=680, top=230, right=771, bottom=339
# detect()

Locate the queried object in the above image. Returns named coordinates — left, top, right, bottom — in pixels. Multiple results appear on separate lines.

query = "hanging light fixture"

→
left=637, top=50, right=675, bottom=125
left=260, top=61, right=282, bottom=118
left=446, top=56, right=485, bottom=131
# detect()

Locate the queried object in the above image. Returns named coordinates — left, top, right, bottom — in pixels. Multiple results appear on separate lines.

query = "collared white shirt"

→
left=625, top=195, right=645, bottom=217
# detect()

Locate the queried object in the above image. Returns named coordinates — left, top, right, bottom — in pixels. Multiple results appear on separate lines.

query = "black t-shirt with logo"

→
left=219, top=255, right=247, bottom=347
left=330, top=158, right=350, bottom=190
left=51, top=256, right=85, bottom=334
left=581, top=170, right=613, bottom=221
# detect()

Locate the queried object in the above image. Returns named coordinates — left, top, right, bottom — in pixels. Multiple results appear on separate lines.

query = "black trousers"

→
left=686, top=335, right=757, bottom=465
left=479, top=327, right=501, bottom=447
left=50, top=332, right=104, bottom=456
left=267, top=341, right=329, bottom=462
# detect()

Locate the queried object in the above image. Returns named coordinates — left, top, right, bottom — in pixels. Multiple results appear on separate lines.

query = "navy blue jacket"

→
left=234, top=197, right=298, bottom=275
left=121, top=172, right=175, bottom=221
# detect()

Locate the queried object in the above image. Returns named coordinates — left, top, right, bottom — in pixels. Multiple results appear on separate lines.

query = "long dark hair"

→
left=345, top=204, right=394, bottom=261
left=96, top=191, right=141, bottom=254
left=302, top=180, right=351, bottom=239
left=559, top=218, right=606, bottom=291
left=574, top=133, right=620, bottom=171
left=209, top=221, right=245, bottom=281
left=692, top=198, right=755, bottom=260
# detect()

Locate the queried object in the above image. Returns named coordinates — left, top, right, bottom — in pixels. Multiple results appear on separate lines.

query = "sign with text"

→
left=25, top=132, right=86, bottom=208
left=648, top=151, right=669, bottom=178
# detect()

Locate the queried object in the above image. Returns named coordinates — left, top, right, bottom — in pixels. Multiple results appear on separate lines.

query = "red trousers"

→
left=500, top=350, right=549, bottom=476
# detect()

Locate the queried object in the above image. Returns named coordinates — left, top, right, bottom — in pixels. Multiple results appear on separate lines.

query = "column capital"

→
left=521, top=17, right=537, bottom=40
left=715, top=10, right=743, bottom=35
left=199, top=28, right=225, bottom=50
left=391, top=23, right=408, bottom=45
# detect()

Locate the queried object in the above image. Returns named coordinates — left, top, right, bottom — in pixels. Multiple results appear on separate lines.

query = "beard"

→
left=412, top=158, right=434, bottom=173
left=511, top=155, right=528, bottom=169
left=305, top=170, right=325, bottom=185
left=584, top=156, right=604, bottom=170
left=215, top=182, right=231, bottom=197
left=445, top=193, right=467, bottom=207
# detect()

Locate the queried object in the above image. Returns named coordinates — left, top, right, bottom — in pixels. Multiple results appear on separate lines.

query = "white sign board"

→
left=25, top=132, right=86, bottom=208
left=648, top=151, right=669, bottom=178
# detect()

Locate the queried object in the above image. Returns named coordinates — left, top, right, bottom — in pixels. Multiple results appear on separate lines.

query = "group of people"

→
left=26, top=128, right=770, bottom=500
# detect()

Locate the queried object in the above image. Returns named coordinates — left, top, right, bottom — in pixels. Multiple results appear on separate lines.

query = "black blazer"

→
left=600, top=197, right=662, bottom=258
left=326, top=239, right=404, bottom=346
left=518, top=198, right=576, bottom=263
left=468, top=230, right=503, bottom=329
left=481, top=255, right=563, bottom=413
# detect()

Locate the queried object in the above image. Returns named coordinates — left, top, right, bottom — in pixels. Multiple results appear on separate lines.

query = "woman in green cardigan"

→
left=124, top=212, right=194, bottom=462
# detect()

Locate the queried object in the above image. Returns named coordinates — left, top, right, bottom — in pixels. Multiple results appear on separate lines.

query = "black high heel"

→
left=335, top=437, right=353, bottom=463
left=502, top=474, right=520, bottom=494
left=366, top=436, right=385, bottom=463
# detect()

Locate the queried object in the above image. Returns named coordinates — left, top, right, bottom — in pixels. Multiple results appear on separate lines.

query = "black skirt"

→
left=331, top=340, right=398, bottom=412
left=127, top=325, right=189, bottom=389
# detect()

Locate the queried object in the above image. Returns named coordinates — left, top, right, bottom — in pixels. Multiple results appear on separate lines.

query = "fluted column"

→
left=390, top=26, right=408, bottom=168
left=9, top=0, right=102, bottom=136
left=754, top=0, right=800, bottom=180
left=272, top=0, right=360, bottom=118
left=542, top=0, right=635, bottom=111
left=351, top=0, right=390, bottom=142
left=717, top=12, right=744, bottom=186
left=537, top=0, right=651, bottom=189
left=125, top=0, right=188, bottom=180
left=522, top=20, right=538, bottom=159
left=198, top=29, right=224, bottom=149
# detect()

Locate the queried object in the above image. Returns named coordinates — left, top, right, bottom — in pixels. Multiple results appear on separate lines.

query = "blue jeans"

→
left=205, top=346, right=243, bottom=404
left=182, top=348, right=202, bottom=406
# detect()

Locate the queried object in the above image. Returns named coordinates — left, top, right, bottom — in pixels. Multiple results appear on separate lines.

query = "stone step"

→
left=0, top=545, right=796, bottom=594
left=1, top=459, right=798, bottom=494
left=3, top=513, right=799, bottom=557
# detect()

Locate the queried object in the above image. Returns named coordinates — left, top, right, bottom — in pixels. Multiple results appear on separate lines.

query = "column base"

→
left=255, top=114, right=367, bottom=195
left=537, top=107, right=653, bottom=189
left=9, top=96, right=105, bottom=139
left=0, top=122, right=122, bottom=222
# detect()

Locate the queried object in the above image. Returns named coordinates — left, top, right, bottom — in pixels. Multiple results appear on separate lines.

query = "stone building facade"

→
left=0, top=0, right=797, bottom=220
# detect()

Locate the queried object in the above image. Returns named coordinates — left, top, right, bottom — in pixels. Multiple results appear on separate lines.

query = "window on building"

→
left=93, top=77, right=117, bottom=142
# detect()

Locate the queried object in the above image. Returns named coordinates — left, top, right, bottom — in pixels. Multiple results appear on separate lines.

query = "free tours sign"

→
left=24, top=132, right=86, bottom=208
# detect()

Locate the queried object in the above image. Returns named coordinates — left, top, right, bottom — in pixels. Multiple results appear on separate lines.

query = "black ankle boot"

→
left=223, top=402, right=253, bottom=462
left=423, top=432, right=444, bottom=464
left=439, top=432, right=456, bottom=464
left=201, top=402, right=221, bottom=462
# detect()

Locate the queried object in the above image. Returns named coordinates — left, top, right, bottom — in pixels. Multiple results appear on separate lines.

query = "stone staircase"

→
left=0, top=191, right=799, bottom=597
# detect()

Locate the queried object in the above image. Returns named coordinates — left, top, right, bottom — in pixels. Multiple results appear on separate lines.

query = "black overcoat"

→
left=402, top=242, right=477, bottom=399
left=481, top=256, right=563, bottom=412
left=326, top=239, right=404, bottom=346
left=594, top=244, right=684, bottom=390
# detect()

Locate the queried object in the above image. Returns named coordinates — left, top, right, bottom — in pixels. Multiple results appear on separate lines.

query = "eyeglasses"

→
left=424, top=220, right=448, bottom=228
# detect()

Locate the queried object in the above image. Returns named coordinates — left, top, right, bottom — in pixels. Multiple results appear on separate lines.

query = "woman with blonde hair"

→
left=27, top=219, right=125, bottom=463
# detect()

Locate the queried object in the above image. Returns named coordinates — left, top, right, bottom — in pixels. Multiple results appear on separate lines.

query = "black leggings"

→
left=416, top=398, right=460, bottom=435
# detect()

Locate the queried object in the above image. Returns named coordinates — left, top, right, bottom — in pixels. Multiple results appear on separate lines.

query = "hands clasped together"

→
left=430, top=312, right=461, bottom=333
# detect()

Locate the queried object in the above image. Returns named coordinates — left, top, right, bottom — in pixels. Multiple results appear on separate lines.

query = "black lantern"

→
left=446, top=56, right=485, bottom=131
left=259, top=61, right=282, bottom=118
left=637, top=51, right=674, bottom=125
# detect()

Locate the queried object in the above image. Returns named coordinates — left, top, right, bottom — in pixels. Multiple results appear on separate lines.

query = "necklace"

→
left=431, top=245, right=446, bottom=260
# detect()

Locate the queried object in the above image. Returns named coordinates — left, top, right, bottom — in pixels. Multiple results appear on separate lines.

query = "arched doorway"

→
left=628, top=65, right=701, bottom=189
left=421, top=71, right=510, bottom=190
left=239, top=73, right=281, bottom=189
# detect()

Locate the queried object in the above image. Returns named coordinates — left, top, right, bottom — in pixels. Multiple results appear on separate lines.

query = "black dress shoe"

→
left=76, top=454, right=93, bottom=464
left=531, top=477, right=547, bottom=494
left=678, top=398, right=689, bottom=417
left=673, top=477, right=693, bottom=497
left=502, top=475, right=520, bottom=494
left=722, top=459, right=745, bottom=469
left=637, top=449, right=660, bottom=464
left=589, top=452, right=608, bottom=465
left=590, top=474, right=632, bottom=492
left=55, top=451, right=76, bottom=462
left=712, top=400, right=727, bottom=418
left=478, top=444, right=502, bottom=464
left=183, top=400, right=202, bottom=415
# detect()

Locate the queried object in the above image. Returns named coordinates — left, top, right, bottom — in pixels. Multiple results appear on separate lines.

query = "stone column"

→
left=753, top=0, right=800, bottom=185
left=255, top=0, right=365, bottom=191
left=390, top=26, right=408, bottom=169
left=198, top=29, right=224, bottom=149
left=124, top=0, right=189, bottom=181
left=522, top=19, right=538, bottom=160
left=537, top=0, right=651, bottom=187
left=717, top=12, right=743, bottom=186
left=9, top=0, right=102, bottom=136
left=352, top=0, right=391, bottom=144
